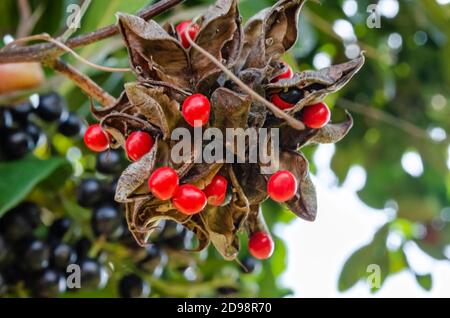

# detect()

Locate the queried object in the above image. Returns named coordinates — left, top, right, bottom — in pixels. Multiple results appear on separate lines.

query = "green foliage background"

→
left=0, top=0, right=449, bottom=296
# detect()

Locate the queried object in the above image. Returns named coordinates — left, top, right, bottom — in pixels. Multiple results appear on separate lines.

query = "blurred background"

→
left=0, top=0, right=449, bottom=297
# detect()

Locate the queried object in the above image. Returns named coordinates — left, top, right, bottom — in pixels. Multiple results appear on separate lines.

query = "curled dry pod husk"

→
left=84, top=0, right=365, bottom=259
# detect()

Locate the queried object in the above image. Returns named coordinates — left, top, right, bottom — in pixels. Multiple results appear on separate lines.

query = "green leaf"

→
left=338, top=224, right=390, bottom=292
left=414, top=240, right=448, bottom=261
left=415, top=273, right=433, bottom=291
left=0, top=157, right=67, bottom=216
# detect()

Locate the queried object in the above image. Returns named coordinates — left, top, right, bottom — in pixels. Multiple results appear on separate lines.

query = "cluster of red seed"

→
left=82, top=20, right=335, bottom=260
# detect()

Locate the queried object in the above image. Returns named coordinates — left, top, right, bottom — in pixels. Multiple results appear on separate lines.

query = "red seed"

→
left=267, top=170, right=297, bottom=203
left=84, top=124, right=109, bottom=152
left=302, top=102, right=331, bottom=129
left=172, top=184, right=207, bottom=215
left=248, top=232, right=274, bottom=260
left=176, top=21, right=200, bottom=49
left=181, top=94, right=211, bottom=127
left=125, top=131, right=155, bottom=161
left=203, top=175, right=228, bottom=206
left=148, top=167, right=179, bottom=200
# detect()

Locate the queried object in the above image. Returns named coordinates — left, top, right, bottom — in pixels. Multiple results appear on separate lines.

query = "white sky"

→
left=279, top=145, right=450, bottom=297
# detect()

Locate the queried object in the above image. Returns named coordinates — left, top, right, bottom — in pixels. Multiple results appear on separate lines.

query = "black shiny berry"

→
left=58, top=112, right=83, bottom=137
left=159, top=220, right=185, bottom=240
left=11, top=101, right=33, bottom=121
left=217, top=286, right=238, bottom=295
left=118, top=274, right=150, bottom=298
left=163, top=228, right=193, bottom=250
left=0, top=206, right=38, bottom=242
left=25, top=122, right=43, bottom=144
left=0, top=128, right=34, bottom=159
left=77, top=178, right=103, bottom=208
left=32, top=268, right=66, bottom=298
left=17, top=201, right=41, bottom=228
left=0, top=109, right=14, bottom=129
left=51, top=243, right=77, bottom=270
left=36, top=92, right=65, bottom=122
left=137, top=245, right=168, bottom=276
left=0, top=273, right=7, bottom=296
left=278, top=87, right=304, bottom=105
left=0, top=235, right=8, bottom=264
left=19, top=238, right=50, bottom=272
left=79, top=258, right=107, bottom=289
left=91, top=203, right=123, bottom=239
left=49, top=217, right=72, bottom=240
left=74, top=237, right=92, bottom=261
left=240, top=256, right=259, bottom=274
left=96, top=150, right=124, bottom=175
left=102, top=178, right=118, bottom=201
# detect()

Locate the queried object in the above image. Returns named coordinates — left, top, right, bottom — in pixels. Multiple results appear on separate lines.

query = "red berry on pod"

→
left=125, top=131, right=155, bottom=161
left=271, top=63, right=293, bottom=83
left=176, top=21, right=200, bottom=49
left=181, top=94, right=211, bottom=127
left=267, top=170, right=298, bottom=203
left=203, top=175, right=228, bottom=206
left=248, top=232, right=274, bottom=260
left=302, top=102, right=331, bottom=129
left=172, top=184, right=207, bottom=215
left=84, top=124, right=109, bottom=152
left=148, top=167, right=179, bottom=200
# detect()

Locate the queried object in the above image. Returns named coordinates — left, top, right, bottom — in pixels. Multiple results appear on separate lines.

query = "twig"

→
left=48, top=59, right=116, bottom=106
left=4, top=34, right=130, bottom=73
left=0, top=0, right=185, bottom=64
left=185, top=25, right=306, bottom=131
left=303, top=8, right=380, bottom=61
left=16, top=0, right=32, bottom=38
left=338, top=98, right=441, bottom=142
left=58, top=0, right=92, bottom=42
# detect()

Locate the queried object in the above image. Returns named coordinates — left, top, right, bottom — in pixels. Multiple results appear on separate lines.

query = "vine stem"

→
left=185, top=24, right=306, bottom=131
left=3, top=34, right=131, bottom=73
left=48, top=59, right=116, bottom=107
left=338, top=98, right=443, bottom=143
left=0, top=0, right=186, bottom=64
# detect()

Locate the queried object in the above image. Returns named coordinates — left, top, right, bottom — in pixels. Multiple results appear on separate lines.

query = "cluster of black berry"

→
left=0, top=92, right=83, bottom=160
left=0, top=201, right=108, bottom=297
left=0, top=130, right=260, bottom=298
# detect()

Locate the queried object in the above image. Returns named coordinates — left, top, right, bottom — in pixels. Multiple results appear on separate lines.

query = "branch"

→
left=338, top=98, right=442, bottom=142
left=48, top=59, right=116, bottom=107
left=0, top=0, right=185, bottom=64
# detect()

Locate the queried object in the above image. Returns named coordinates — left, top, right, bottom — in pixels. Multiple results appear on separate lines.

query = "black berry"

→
left=77, top=178, right=103, bottom=208
left=58, top=112, right=83, bottom=137
left=11, top=101, right=33, bottom=121
left=49, top=217, right=72, bottom=240
left=51, top=243, right=77, bottom=270
left=278, top=87, right=304, bottom=105
left=79, top=258, right=107, bottom=289
left=240, top=256, right=259, bottom=274
left=0, top=210, right=33, bottom=242
left=118, top=274, right=150, bottom=298
left=25, top=122, right=43, bottom=144
left=32, top=268, right=66, bottom=298
left=137, top=245, right=167, bottom=276
left=91, top=203, right=123, bottom=239
left=96, top=150, right=124, bottom=175
left=19, top=238, right=50, bottom=272
left=0, top=128, right=34, bottom=159
left=36, top=92, right=65, bottom=122
left=0, top=234, right=8, bottom=264
left=74, top=237, right=92, bottom=261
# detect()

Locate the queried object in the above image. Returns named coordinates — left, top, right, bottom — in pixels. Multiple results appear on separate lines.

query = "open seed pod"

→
left=88, top=0, right=364, bottom=260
